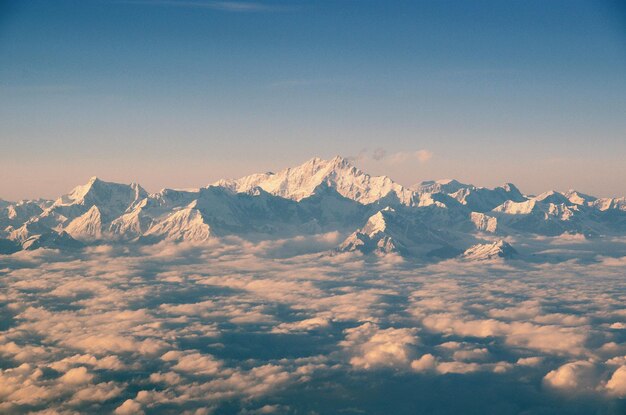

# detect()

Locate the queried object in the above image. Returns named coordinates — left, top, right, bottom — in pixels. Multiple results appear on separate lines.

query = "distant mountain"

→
left=65, top=205, right=103, bottom=240
left=47, top=176, right=147, bottom=223
left=462, top=240, right=517, bottom=261
left=1, top=156, right=625, bottom=259
left=144, top=207, right=212, bottom=242
left=337, top=207, right=452, bottom=257
left=21, top=230, right=83, bottom=251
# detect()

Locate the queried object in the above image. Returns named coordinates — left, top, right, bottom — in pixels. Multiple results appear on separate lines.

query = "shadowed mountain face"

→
left=1, top=156, right=625, bottom=260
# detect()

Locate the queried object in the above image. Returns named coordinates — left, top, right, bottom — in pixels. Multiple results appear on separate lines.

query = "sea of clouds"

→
left=1, top=234, right=625, bottom=414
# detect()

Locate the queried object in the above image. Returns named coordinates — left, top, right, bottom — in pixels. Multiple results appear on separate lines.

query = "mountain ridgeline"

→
left=1, top=156, right=625, bottom=260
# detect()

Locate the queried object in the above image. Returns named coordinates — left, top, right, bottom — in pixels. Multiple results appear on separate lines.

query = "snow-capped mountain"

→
left=337, top=207, right=451, bottom=256
left=21, top=230, right=83, bottom=251
left=46, top=176, right=147, bottom=222
left=64, top=205, right=103, bottom=240
left=462, top=240, right=517, bottom=261
left=470, top=212, right=498, bottom=233
left=491, top=199, right=595, bottom=236
left=0, top=200, right=49, bottom=231
left=215, top=156, right=418, bottom=206
left=1, top=156, right=625, bottom=260
left=144, top=208, right=212, bottom=242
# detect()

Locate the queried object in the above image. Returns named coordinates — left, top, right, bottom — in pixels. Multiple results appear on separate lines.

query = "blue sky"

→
left=1, top=0, right=625, bottom=200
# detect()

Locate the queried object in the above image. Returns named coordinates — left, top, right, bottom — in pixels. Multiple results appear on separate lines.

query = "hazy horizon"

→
left=2, top=152, right=626, bottom=202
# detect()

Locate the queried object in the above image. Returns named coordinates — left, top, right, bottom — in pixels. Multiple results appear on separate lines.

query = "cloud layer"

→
left=0, top=237, right=625, bottom=413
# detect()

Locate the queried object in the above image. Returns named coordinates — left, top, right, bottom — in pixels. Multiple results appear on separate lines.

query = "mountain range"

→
left=1, top=156, right=625, bottom=260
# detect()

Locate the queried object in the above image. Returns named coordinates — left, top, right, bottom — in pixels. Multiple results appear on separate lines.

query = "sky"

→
left=1, top=0, right=625, bottom=200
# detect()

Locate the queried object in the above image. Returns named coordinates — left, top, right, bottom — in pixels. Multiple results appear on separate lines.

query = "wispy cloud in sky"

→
left=350, top=148, right=434, bottom=165
left=390, top=149, right=434, bottom=163
left=119, top=0, right=292, bottom=12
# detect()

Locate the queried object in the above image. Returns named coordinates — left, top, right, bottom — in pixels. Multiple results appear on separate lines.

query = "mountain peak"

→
left=299, top=155, right=354, bottom=175
left=533, top=190, right=570, bottom=205
left=329, top=155, right=351, bottom=166
left=65, top=205, right=103, bottom=240
left=564, top=189, right=597, bottom=205
left=337, top=207, right=451, bottom=257
left=362, top=209, right=391, bottom=237
left=501, top=183, right=521, bottom=194
left=215, top=156, right=416, bottom=205
left=462, top=240, right=517, bottom=260
left=145, top=207, right=211, bottom=242
left=437, top=179, right=461, bottom=185
left=492, top=199, right=537, bottom=215
left=48, top=177, right=148, bottom=224
left=413, top=179, right=470, bottom=195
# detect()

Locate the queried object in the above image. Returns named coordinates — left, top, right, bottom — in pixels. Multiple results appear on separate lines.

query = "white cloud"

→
left=149, top=371, right=182, bottom=385
left=421, top=314, right=588, bottom=355
left=50, top=354, right=125, bottom=372
left=391, top=149, right=434, bottom=163
left=1, top=237, right=625, bottom=412
left=606, top=366, right=626, bottom=396
left=517, top=357, right=543, bottom=367
left=69, top=382, right=123, bottom=404
left=341, top=322, right=418, bottom=369
left=352, top=148, right=434, bottom=164
left=161, top=350, right=222, bottom=375
left=60, top=367, right=94, bottom=385
left=410, top=353, right=437, bottom=372
left=436, top=361, right=481, bottom=374
left=0, top=364, right=56, bottom=409
left=543, top=361, right=598, bottom=392
left=272, top=316, right=331, bottom=333
left=114, top=399, right=144, bottom=415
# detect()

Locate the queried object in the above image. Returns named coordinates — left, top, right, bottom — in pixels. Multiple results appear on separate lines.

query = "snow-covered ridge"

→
left=215, top=156, right=418, bottom=206
left=462, top=240, right=517, bottom=261
left=1, top=156, right=625, bottom=259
